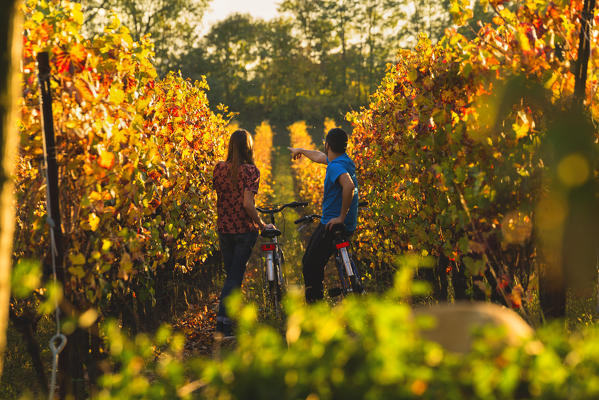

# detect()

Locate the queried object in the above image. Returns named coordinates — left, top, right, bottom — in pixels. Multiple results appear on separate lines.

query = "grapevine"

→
left=15, top=0, right=229, bottom=316
left=347, top=0, right=599, bottom=308
left=253, top=121, right=275, bottom=205
left=288, top=121, right=325, bottom=214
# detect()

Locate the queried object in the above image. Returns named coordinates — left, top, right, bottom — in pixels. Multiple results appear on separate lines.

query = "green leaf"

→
left=68, top=265, right=86, bottom=279
left=38, top=282, right=63, bottom=315
left=11, top=259, right=41, bottom=298
left=69, top=252, right=86, bottom=266
left=462, top=62, right=473, bottom=78
left=463, top=256, right=486, bottom=275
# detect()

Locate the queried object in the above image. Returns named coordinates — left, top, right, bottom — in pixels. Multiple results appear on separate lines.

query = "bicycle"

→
left=294, top=201, right=369, bottom=298
left=256, top=201, right=308, bottom=319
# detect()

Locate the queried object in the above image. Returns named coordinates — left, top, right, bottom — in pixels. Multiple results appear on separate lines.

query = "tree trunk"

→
left=538, top=0, right=599, bottom=319
left=574, top=0, right=596, bottom=104
left=0, top=0, right=22, bottom=378
left=539, top=107, right=599, bottom=320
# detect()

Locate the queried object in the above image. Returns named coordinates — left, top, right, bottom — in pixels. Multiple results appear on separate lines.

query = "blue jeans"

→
left=217, top=231, right=258, bottom=324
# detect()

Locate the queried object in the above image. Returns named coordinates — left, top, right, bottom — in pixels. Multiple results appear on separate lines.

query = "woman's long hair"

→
left=226, top=129, right=255, bottom=187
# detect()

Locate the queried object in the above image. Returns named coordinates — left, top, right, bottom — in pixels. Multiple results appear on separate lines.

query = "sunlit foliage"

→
left=15, top=0, right=229, bottom=314
left=348, top=0, right=599, bottom=310
left=288, top=121, right=326, bottom=214
left=253, top=121, right=275, bottom=205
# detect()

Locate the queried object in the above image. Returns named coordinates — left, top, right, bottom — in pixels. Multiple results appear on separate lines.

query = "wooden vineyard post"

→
left=38, top=52, right=88, bottom=399
left=37, top=52, right=65, bottom=282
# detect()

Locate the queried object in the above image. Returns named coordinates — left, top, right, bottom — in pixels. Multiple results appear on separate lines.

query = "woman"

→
left=212, top=129, right=274, bottom=337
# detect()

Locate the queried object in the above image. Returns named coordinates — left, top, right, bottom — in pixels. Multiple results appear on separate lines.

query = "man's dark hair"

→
left=325, top=128, right=348, bottom=153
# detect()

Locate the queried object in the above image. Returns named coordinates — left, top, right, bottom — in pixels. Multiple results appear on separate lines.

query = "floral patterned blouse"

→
left=212, top=161, right=260, bottom=234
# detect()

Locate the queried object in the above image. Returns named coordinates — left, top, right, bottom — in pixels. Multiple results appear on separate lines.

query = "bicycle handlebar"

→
left=294, top=201, right=369, bottom=225
left=294, top=214, right=321, bottom=224
left=256, top=201, right=308, bottom=214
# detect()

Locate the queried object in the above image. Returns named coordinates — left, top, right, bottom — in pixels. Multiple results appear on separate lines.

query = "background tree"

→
left=251, top=18, right=309, bottom=128
left=320, top=0, right=360, bottom=94
left=203, top=14, right=264, bottom=109
left=79, top=0, right=420, bottom=136
left=79, top=0, right=210, bottom=74
left=74, top=0, right=513, bottom=138
left=404, top=0, right=452, bottom=47
left=458, top=1, right=519, bottom=41
left=354, top=0, right=406, bottom=96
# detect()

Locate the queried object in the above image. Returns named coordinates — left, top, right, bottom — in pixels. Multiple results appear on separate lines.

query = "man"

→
left=289, top=128, right=359, bottom=303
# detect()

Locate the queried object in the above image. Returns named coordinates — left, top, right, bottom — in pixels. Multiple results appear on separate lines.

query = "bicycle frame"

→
left=257, top=201, right=308, bottom=317
left=332, top=232, right=362, bottom=296
left=295, top=200, right=368, bottom=297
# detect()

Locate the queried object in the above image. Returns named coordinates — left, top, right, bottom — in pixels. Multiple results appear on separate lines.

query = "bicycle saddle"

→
left=261, top=228, right=282, bottom=238
left=330, top=223, right=346, bottom=235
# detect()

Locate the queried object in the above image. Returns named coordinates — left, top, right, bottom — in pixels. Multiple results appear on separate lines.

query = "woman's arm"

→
left=212, top=162, right=224, bottom=192
left=243, top=189, right=274, bottom=230
left=288, top=147, right=327, bottom=164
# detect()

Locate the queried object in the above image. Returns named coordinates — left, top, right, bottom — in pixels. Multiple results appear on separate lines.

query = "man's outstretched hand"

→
left=288, top=147, right=327, bottom=164
left=288, top=147, right=303, bottom=160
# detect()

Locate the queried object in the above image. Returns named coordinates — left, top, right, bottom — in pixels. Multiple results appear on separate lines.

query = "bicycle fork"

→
left=336, top=241, right=354, bottom=278
left=262, top=240, right=283, bottom=286
left=262, top=243, right=277, bottom=282
left=334, top=237, right=365, bottom=296
left=334, top=239, right=355, bottom=294
left=262, top=239, right=284, bottom=318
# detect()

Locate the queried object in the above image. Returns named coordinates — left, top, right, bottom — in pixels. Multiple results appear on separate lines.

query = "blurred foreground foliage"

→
left=92, top=257, right=599, bottom=400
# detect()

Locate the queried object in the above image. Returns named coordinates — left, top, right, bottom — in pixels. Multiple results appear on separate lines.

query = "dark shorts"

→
left=302, top=223, right=352, bottom=303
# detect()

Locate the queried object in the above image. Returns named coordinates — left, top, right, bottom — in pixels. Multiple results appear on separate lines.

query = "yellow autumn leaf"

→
left=544, top=72, right=559, bottom=89
left=83, top=163, right=94, bottom=175
left=79, top=309, right=98, bottom=328
left=518, top=31, right=531, bottom=52
left=32, top=11, right=44, bottom=24
left=89, top=191, right=103, bottom=201
left=185, top=130, right=194, bottom=142
left=89, top=213, right=100, bottom=231
left=111, top=126, right=127, bottom=144
left=71, top=5, right=84, bottom=25
left=101, top=239, right=112, bottom=252
left=109, top=85, right=125, bottom=105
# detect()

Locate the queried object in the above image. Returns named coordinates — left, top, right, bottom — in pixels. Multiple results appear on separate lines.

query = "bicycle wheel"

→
left=267, top=281, right=281, bottom=317
left=267, top=261, right=284, bottom=320
left=349, top=257, right=365, bottom=294
left=334, top=255, right=351, bottom=296
left=276, top=248, right=287, bottom=288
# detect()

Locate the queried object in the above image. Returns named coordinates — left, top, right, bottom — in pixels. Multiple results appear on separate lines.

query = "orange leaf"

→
left=98, top=149, right=115, bottom=169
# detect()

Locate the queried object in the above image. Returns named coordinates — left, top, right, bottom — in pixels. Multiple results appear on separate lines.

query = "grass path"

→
left=242, top=145, right=306, bottom=303
left=267, top=146, right=305, bottom=288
